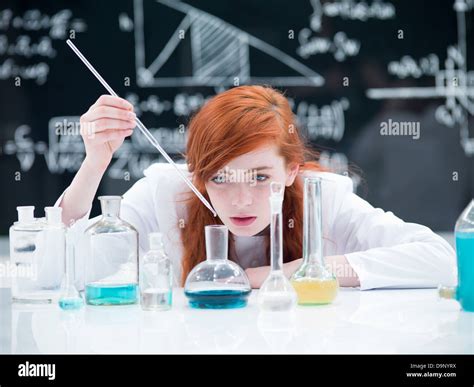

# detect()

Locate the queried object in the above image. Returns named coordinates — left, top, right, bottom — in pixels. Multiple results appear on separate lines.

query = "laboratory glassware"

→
left=10, top=206, right=65, bottom=303
left=439, top=199, right=474, bottom=312
left=140, top=232, right=173, bottom=311
left=258, top=182, right=297, bottom=311
left=59, top=229, right=84, bottom=310
left=84, top=196, right=139, bottom=306
left=184, top=225, right=251, bottom=309
left=291, top=177, right=339, bottom=305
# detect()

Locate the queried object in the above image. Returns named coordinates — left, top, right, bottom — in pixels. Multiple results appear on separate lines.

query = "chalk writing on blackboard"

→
left=4, top=125, right=41, bottom=170
left=292, top=98, right=349, bottom=142
left=133, top=0, right=324, bottom=88
left=387, top=54, right=439, bottom=79
left=0, top=8, right=87, bottom=85
left=0, top=1, right=375, bottom=185
left=296, top=0, right=395, bottom=62
left=2, top=93, right=349, bottom=180
left=367, top=0, right=474, bottom=156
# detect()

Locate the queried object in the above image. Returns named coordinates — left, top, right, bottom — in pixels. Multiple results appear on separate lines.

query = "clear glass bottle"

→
left=258, top=182, right=297, bottom=311
left=140, top=232, right=172, bottom=311
left=10, top=206, right=43, bottom=303
left=39, top=207, right=66, bottom=294
left=291, top=177, right=339, bottom=305
left=439, top=199, right=474, bottom=312
left=10, top=206, right=65, bottom=303
left=84, top=196, right=139, bottom=306
left=184, top=225, right=251, bottom=309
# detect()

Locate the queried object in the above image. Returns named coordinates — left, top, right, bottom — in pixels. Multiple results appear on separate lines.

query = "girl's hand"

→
left=245, top=258, right=303, bottom=289
left=79, top=95, right=136, bottom=170
left=244, top=256, right=361, bottom=289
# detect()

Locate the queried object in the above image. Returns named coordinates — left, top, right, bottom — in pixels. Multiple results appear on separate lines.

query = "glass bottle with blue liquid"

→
left=84, top=196, right=139, bottom=306
left=184, top=225, right=251, bottom=309
left=439, top=199, right=474, bottom=312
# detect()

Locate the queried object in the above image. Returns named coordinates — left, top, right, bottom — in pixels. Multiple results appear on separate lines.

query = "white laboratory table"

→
left=0, top=286, right=472, bottom=354
left=1, top=234, right=472, bottom=354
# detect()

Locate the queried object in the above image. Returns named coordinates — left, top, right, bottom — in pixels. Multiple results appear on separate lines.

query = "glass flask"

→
left=291, top=177, right=339, bottom=305
left=258, top=182, right=297, bottom=311
left=439, top=199, right=474, bottom=312
left=59, top=229, right=84, bottom=310
left=84, top=196, right=139, bottom=306
left=140, top=232, right=173, bottom=311
left=184, top=225, right=251, bottom=309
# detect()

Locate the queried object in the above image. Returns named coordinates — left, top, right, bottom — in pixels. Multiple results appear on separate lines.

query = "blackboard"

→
left=1, top=0, right=473, bottom=234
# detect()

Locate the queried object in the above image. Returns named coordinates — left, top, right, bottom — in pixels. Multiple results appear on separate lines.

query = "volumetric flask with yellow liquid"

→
left=291, top=177, right=338, bottom=305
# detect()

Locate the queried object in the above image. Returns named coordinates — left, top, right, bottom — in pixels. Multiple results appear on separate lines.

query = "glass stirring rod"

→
left=66, top=39, right=217, bottom=218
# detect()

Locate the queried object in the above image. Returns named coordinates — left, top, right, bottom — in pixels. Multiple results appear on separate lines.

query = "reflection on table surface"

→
left=0, top=286, right=472, bottom=354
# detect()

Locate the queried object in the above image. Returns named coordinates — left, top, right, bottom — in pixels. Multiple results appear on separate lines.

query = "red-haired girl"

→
left=57, top=85, right=456, bottom=290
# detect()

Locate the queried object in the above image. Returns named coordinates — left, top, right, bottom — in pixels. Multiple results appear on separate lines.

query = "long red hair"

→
left=178, top=85, right=329, bottom=285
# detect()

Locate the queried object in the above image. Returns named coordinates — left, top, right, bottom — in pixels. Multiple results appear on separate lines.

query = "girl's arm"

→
left=59, top=95, right=136, bottom=225
left=59, top=157, right=107, bottom=225
left=245, top=255, right=360, bottom=289
left=332, top=183, right=456, bottom=290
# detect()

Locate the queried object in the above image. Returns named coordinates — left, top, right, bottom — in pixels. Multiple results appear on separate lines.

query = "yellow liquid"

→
left=291, top=278, right=339, bottom=305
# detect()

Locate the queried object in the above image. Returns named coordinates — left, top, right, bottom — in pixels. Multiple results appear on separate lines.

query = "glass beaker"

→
left=439, top=199, right=474, bottom=312
left=140, top=232, right=173, bottom=311
left=184, top=225, right=251, bottom=309
left=291, top=177, right=339, bottom=305
left=258, top=182, right=297, bottom=311
left=84, top=196, right=138, bottom=306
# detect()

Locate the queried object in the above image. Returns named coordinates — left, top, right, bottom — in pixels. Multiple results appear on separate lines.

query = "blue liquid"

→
left=455, top=232, right=474, bottom=312
left=59, top=297, right=84, bottom=310
left=184, top=289, right=251, bottom=309
left=85, top=283, right=138, bottom=306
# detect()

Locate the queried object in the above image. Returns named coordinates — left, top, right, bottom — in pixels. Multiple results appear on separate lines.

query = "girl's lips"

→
left=230, top=216, right=257, bottom=226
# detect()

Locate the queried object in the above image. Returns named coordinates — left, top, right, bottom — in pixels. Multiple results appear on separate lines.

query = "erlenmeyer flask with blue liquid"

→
left=439, top=199, right=474, bottom=312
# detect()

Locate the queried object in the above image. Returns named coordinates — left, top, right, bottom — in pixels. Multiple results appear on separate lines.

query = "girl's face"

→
left=205, top=145, right=299, bottom=237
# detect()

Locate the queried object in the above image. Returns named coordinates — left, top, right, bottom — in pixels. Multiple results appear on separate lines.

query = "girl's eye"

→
left=210, top=174, right=269, bottom=184
left=255, top=174, right=269, bottom=182
left=211, top=175, right=226, bottom=184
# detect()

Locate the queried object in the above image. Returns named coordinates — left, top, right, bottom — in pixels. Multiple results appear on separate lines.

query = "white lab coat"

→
left=56, top=162, right=457, bottom=290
